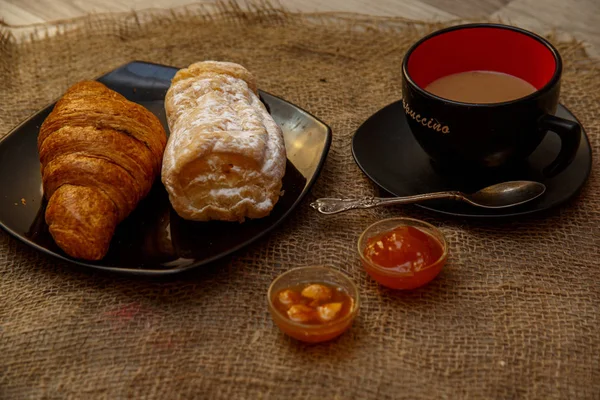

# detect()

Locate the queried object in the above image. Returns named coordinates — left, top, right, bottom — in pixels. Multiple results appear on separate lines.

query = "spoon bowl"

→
left=310, top=181, right=547, bottom=215
left=463, top=181, right=546, bottom=208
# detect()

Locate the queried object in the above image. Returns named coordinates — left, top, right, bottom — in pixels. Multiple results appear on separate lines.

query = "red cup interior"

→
left=406, top=26, right=557, bottom=91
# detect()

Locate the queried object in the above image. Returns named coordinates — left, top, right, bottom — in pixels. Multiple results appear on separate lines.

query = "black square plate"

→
left=0, top=61, right=331, bottom=275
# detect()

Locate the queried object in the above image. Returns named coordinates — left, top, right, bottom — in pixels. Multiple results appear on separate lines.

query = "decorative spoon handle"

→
left=310, top=192, right=464, bottom=215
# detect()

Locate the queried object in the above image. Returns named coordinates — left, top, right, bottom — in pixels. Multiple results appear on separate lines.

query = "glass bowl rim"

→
left=357, top=217, right=448, bottom=277
left=267, top=265, right=360, bottom=330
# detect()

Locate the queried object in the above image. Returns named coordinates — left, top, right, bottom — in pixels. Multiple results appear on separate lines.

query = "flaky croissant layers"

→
left=38, top=81, right=167, bottom=260
left=38, top=62, right=285, bottom=260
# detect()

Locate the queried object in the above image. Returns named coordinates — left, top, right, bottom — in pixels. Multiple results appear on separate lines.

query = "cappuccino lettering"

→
left=402, top=99, right=450, bottom=134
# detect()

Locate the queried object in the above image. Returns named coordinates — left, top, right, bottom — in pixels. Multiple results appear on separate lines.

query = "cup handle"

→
left=538, top=114, right=581, bottom=178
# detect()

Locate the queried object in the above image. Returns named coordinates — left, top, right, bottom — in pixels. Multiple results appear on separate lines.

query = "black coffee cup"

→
left=401, top=24, right=581, bottom=177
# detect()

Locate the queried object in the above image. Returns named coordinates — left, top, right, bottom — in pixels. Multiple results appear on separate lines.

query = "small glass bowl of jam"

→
left=267, top=266, right=360, bottom=343
left=358, top=217, right=448, bottom=290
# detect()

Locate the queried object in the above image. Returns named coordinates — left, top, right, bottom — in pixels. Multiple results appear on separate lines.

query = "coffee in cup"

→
left=401, top=24, right=581, bottom=177
left=424, top=71, right=537, bottom=104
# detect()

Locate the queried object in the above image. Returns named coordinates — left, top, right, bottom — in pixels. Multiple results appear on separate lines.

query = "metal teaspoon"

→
left=310, top=181, right=546, bottom=215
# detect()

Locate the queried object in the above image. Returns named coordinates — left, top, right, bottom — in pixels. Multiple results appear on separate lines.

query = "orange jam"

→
left=271, top=282, right=355, bottom=342
left=362, top=225, right=446, bottom=289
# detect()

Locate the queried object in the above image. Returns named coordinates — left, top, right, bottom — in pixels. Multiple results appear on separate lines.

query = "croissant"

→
left=162, top=61, right=286, bottom=222
left=38, top=81, right=167, bottom=260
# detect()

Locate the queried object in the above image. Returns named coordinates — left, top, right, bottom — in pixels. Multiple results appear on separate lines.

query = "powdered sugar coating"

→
left=162, top=61, right=286, bottom=222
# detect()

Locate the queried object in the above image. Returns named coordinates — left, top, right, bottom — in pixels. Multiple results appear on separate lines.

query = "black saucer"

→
left=352, top=101, right=592, bottom=217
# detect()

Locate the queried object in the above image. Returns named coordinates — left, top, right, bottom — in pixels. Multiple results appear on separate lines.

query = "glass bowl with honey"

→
left=267, top=266, right=359, bottom=343
left=358, top=217, right=448, bottom=290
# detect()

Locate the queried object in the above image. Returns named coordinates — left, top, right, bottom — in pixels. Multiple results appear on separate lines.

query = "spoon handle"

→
left=310, top=191, right=464, bottom=214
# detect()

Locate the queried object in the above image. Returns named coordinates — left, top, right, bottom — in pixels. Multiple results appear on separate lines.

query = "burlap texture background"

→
left=1, top=3, right=599, bottom=399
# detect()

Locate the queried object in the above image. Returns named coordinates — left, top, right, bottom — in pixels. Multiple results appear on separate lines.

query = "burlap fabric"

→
left=1, top=3, right=599, bottom=399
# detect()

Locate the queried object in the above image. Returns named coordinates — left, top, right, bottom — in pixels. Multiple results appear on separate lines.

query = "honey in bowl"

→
left=268, top=266, right=359, bottom=343
left=273, top=283, right=354, bottom=325
left=358, top=218, right=447, bottom=289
